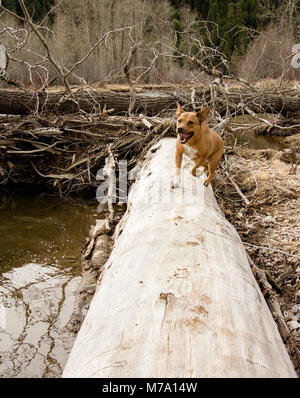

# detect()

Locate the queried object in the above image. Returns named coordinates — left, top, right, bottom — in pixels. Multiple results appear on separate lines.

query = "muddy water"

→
left=0, top=191, right=95, bottom=377
left=225, top=130, right=287, bottom=150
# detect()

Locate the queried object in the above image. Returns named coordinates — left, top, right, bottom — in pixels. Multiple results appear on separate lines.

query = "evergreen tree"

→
left=240, top=0, right=259, bottom=29
left=171, top=7, right=185, bottom=66
left=2, top=0, right=55, bottom=22
left=171, top=0, right=260, bottom=62
left=221, top=3, right=236, bottom=57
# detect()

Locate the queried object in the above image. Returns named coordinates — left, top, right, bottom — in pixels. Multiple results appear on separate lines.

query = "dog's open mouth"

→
left=179, top=131, right=194, bottom=144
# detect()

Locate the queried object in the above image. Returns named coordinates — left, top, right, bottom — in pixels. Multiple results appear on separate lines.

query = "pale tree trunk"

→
left=63, top=138, right=296, bottom=378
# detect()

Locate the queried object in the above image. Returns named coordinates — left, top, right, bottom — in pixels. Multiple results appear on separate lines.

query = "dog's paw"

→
left=196, top=167, right=206, bottom=178
left=171, top=181, right=181, bottom=189
left=204, top=178, right=210, bottom=187
left=171, top=175, right=181, bottom=189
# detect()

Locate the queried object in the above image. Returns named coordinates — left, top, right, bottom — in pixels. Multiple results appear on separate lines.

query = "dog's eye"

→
left=178, top=119, right=182, bottom=123
left=188, top=121, right=193, bottom=126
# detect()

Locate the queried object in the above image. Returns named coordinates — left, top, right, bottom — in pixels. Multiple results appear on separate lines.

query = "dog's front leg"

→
left=172, top=146, right=183, bottom=188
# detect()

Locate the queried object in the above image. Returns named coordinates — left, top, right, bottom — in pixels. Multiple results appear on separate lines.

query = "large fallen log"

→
left=0, top=88, right=299, bottom=116
left=216, top=91, right=300, bottom=115
left=63, top=138, right=296, bottom=378
left=0, top=89, right=177, bottom=116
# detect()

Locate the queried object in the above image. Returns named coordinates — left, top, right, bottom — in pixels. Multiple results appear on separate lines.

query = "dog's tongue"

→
left=180, top=133, right=190, bottom=142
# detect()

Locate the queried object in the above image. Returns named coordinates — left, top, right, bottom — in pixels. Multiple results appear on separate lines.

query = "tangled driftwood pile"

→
left=0, top=112, right=175, bottom=194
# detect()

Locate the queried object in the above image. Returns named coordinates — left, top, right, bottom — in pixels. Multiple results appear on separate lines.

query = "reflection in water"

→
left=0, top=264, right=80, bottom=377
left=0, top=191, right=96, bottom=377
left=0, top=192, right=95, bottom=274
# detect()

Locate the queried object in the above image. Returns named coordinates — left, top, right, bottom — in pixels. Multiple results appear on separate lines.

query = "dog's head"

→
left=176, top=103, right=210, bottom=144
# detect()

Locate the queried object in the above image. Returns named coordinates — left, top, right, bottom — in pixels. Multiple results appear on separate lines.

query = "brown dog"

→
left=174, top=103, right=224, bottom=187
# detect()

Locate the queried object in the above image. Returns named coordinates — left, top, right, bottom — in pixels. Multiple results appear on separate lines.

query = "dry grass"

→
left=241, top=155, right=298, bottom=202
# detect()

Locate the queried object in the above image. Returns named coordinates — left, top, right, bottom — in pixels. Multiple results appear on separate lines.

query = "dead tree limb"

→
left=225, top=171, right=251, bottom=206
left=18, top=0, right=71, bottom=92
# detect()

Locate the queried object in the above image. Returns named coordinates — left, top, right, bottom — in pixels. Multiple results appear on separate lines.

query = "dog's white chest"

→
left=183, top=144, right=198, bottom=160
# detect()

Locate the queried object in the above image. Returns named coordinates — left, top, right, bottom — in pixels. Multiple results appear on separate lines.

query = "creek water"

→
left=0, top=190, right=96, bottom=377
left=225, top=130, right=287, bottom=150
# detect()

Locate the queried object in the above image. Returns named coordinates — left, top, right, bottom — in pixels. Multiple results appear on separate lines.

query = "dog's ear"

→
left=197, top=107, right=210, bottom=122
left=176, top=102, right=183, bottom=118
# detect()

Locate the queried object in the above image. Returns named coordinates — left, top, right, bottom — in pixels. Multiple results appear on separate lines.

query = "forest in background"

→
left=0, top=0, right=299, bottom=87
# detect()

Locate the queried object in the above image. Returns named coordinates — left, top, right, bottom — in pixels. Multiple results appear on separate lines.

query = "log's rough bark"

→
left=217, top=92, right=300, bottom=114
left=0, top=89, right=177, bottom=115
left=63, top=138, right=296, bottom=378
left=0, top=88, right=299, bottom=116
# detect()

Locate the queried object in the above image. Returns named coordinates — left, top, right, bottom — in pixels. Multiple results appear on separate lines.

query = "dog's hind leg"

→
left=204, top=147, right=223, bottom=186
left=191, top=158, right=207, bottom=177
left=195, top=161, right=208, bottom=178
